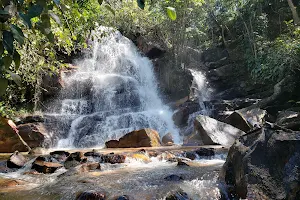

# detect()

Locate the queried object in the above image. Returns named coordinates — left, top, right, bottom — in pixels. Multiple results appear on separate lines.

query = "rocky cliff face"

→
left=220, top=126, right=300, bottom=200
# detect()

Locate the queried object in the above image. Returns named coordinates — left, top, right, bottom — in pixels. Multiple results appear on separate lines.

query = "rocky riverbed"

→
left=0, top=146, right=227, bottom=200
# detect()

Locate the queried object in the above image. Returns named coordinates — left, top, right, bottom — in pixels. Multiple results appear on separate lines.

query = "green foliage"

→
left=166, top=7, right=176, bottom=21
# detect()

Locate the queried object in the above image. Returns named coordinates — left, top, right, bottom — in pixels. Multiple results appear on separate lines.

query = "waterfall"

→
left=180, top=69, right=212, bottom=136
left=189, top=69, right=212, bottom=115
left=46, top=27, right=179, bottom=148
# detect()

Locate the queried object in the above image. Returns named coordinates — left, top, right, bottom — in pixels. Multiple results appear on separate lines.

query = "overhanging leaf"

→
left=137, top=0, right=145, bottom=10
left=28, top=4, right=44, bottom=18
left=3, top=56, right=12, bottom=69
left=13, top=51, right=20, bottom=70
left=105, top=5, right=115, bottom=15
left=10, top=25, right=25, bottom=45
left=166, top=7, right=177, bottom=21
left=3, top=31, right=14, bottom=55
left=0, top=78, right=8, bottom=96
left=6, top=70, right=21, bottom=86
left=19, top=12, right=32, bottom=28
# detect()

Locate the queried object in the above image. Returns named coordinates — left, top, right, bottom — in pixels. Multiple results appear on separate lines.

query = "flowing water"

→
left=180, top=69, right=213, bottom=136
left=0, top=29, right=230, bottom=200
left=189, top=69, right=212, bottom=115
left=45, top=27, right=179, bottom=148
left=0, top=147, right=226, bottom=200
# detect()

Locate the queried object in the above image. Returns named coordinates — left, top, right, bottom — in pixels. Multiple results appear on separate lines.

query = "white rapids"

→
left=46, top=27, right=179, bottom=148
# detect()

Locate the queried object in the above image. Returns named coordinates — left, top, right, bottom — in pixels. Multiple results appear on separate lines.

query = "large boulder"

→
left=7, top=151, right=27, bottom=168
left=162, top=132, right=174, bottom=146
left=32, top=160, right=63, bottom=173
left=105, top=128, right=161, bottom=148
left=220, top=127, right=300, bottom=200
left=224, top=108, right=267, bottom=132
left=17, top=123, right=49, bottom=149
left=172, top=101, right=200, bottom=127
left=194, top=115, right=246, bottom=147
left=0, top=118, right=28, bottom=153
left=276, top=110, right=300, bottom=131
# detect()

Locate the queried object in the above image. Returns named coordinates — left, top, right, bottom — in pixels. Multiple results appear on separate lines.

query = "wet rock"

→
left=105, top=140, right=120, bottom=148
left=223, top=111, right=251, bottom=132
left=276, top=110, right=300, bottom=130
left=102, top=154, right=126, bottom=164
left=166, top=190, right=190, bottom=200
left=184, top=151, right=197, bottom=160
left=50, top=150, right=70, bottom=162
left=15, top=115, right=44, bottom=125
left=28, top=147, right=47, bottom=155
left=84, top=151, right=102, bottom=157
left=177, top=161, right=189, bottom=167
left=50, top=150, right=70, bottom=157
left=195, top=148, right=215, bottom=157
left=64, top=152, right=87, bottom=169
left=17, top=123, right=49, bottom=149
left=106, top=128, right=161, bottom=148
left=158, top=152, right=176, bottom=161
left=7, top=151, right=27, bottom=168
left=32, top=160, right=63, bottom=173
left=164, top=174, right=184, bottom=181
left=23, top=170, right=41, bottom=175
left=172, top=101, right=200, bottom=127
left=0, top=117, right=28, bottom=152
left=130, top=153, right=150, bottom=163
left=224, top=108, right=266, bottom=132
left=220, top=127, right=300, bottom=199
left=0, top=161, right=16, bottom=173
left=182, top=133, right=203, bottom=146
left=115, top=195, right=130, bottom=200
left=35, top=155, right=59, bottom=163
left=162, top=133, right=174, bottom=146
left=148, top=151, right=158, bottom=157
left=64, top=162, right=101, bottom=176
left=76, top=190, right=106, bottom=200
left=84, top=162, right=101, bottom=170
left=194, top=115, right=246, bottom=147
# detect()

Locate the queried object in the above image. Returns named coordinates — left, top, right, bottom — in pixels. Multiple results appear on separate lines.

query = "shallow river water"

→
left=0, top=147, right=226, bottom=200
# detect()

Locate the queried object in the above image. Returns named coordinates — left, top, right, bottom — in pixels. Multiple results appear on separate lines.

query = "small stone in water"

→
left=166, top=191, right=190, bottom=200
left=185, top=151, right=197, bottom=160
left=177, top=161, right=189, bottom=167
left=115, top=195, right=130, bottom=200
left=164, top=174, right=184, bottom=181
left=76, top=190, right=106, bottom=200
left=195, top=147, right=215, bottom=157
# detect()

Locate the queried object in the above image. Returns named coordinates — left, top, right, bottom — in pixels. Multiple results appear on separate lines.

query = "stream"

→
left=0, top=146, right=226, bottom=200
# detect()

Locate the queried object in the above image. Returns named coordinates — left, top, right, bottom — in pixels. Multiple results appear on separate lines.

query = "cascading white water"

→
left=180, top=69, right=213, bottom=136
left=189, top=69, right=212, bottom=115
left=47, top=27, right=179, bottom=148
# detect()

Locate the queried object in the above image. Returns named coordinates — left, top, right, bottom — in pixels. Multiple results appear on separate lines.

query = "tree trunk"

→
left=244, top=77, right=295, bottom=111
left=287, top=0, right=300, bottom=26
